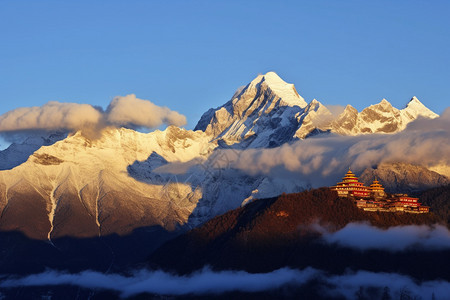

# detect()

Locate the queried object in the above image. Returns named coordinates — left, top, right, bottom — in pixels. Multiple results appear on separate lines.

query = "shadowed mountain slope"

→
left=150, top=188, right=448, bottom=280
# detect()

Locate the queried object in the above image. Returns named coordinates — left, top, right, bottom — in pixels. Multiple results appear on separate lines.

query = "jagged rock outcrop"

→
left=331, top=98, right=438, bottom=135
left=360, top=162, right=450, bottom=193
left=0, top=132, right=67, bottom=170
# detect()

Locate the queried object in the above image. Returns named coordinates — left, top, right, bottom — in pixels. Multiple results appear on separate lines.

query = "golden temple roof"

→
left=370, top=179, right=384, bottom=190
left=343, top=169, right=358, bottom=180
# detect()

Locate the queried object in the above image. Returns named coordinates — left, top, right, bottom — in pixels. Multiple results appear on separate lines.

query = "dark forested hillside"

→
left=150, top=188, right=448, bottom=280
left=418, top=184, right=450, bottom=224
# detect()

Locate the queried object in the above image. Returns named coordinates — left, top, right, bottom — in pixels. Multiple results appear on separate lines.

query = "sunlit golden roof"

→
left=343, top=169, right=358, bottom=179
left=370, top=179, right=384, bottom=190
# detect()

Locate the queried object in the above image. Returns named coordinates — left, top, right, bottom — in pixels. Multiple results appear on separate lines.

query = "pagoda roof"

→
left=343, top=169, right=358, bottom=180
left=345, top=169, right=356, bottom=176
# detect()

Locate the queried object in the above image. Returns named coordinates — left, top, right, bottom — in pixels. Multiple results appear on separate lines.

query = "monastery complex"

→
left=331, top=170, right=430, bottom=213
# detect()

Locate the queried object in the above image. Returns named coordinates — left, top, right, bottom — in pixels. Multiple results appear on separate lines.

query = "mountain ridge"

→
left=150, top=188, right=447, bottom=278
left=0, top=127, right=216, bottom=239
left=0, top=71, right=446, bottom=240
left=196, top=72, right=439, bottom=146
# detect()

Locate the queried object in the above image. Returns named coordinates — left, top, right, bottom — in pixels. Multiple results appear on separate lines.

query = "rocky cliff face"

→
left=360, top=162, right=450, bottom=193
left=0, top=132, right=67, bottom=170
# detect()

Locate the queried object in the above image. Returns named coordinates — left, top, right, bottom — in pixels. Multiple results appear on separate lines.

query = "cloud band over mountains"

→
left=0, top=94, right=187, bottom=134
left=199, top=108, right=450, bottom=185
left=320, top=223, right=450, bottom=251
left=1, top=267, right=449, bottom=299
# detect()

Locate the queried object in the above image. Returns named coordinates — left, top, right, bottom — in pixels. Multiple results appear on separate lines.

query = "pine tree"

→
left=355, top=286, right=365, bottom=300
left=381, top=286, right=391, bottom=300
left=400, top=287, right=412, bottom=300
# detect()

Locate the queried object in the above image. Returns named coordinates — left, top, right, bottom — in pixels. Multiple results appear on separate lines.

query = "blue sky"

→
left=1, top=0, right=449, bottom=134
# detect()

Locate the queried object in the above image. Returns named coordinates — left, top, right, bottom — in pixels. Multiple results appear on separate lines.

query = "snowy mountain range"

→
left=196, top=72, right=438, bottom=147
left=0, top=72, right=446, bottom=240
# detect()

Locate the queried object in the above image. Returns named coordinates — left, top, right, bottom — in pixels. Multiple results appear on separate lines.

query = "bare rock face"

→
left=339, top=100, right=404, bottom=134
left=330, top=105, right=359, bottom=133
left=294, top=99, right=333, bottom=139
left=32, top=153, right=64, bottom=165
left=360, top=162, right=450, bottom=193
left=0, top=132, right=67, bottom=170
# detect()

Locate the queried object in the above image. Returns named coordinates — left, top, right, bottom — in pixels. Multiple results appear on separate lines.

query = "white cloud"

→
left=107, top=94, right=186, bottom=128
left=326, top=270, right=450, bottom=300
left=200, top=109, right=450, bottom=186
left=0, top=95, right=187, bottom=135
left=1, top=267, right=449, bottom=299
left=0, top=101, right=102, bottom=132
left=326, top=104, right=346, bottom=117
left=0, top=267, right=320, bottom=297
left=322, top=223, right=450, bottom=251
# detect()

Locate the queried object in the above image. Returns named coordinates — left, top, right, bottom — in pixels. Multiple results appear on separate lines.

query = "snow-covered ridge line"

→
left=195, top=72, right=439, bottom=148
left=0, top=126, right=218, bottom=239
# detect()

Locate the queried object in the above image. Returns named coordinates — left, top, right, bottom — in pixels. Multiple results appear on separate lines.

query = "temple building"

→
left=331, top=169, right=429, bottom=214
left=331, top=169, right=370, bottom=198
left=369, top=179, right=386, bottom=199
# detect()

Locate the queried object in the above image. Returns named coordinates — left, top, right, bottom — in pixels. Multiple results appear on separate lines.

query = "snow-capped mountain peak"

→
left=308, top=98, right=321, bottom=108
left=255, top=71, right=307, bottom=108
left=0, top=72, right=444, bottom=242
left=380, top=98, right=390, bottom=105
left=0, top=126, right=217, bottom=239
left=402, top=96, right=439, bottom=119
left=195, top=73, right=440, bottom=147
left=294, top=99, right=333, bottom=139
left=409, top=96, right=421, bottom=104
left=195, top=72, right=308, bottom=147
left=329, top=96, right=440, bottom=135
left=231, top=71, right=307, bottom=111
left=369, top=98, right=394, bottom=111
